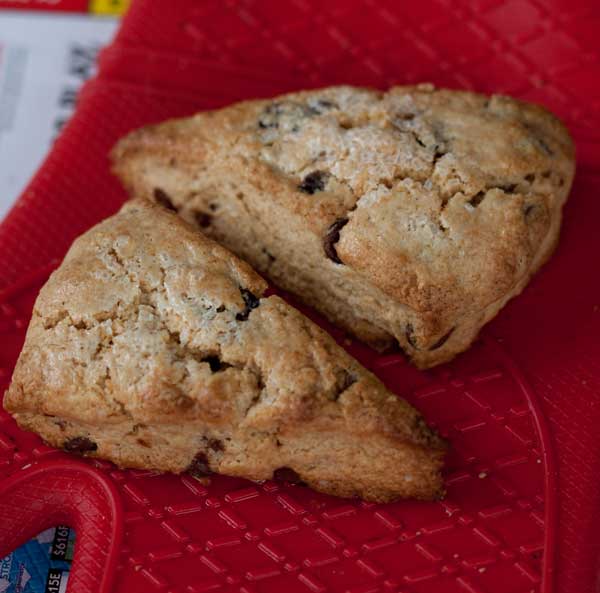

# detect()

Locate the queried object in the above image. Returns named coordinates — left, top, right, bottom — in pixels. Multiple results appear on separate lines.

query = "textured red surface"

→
left=0, top=1, right=599, bottom=592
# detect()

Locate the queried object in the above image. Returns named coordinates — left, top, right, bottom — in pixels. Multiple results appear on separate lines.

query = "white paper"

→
left=0, top=11, right=118, bottom=221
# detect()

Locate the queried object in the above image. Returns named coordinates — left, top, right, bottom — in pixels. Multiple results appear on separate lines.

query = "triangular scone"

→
left=112, top=85, right=575, bottom=368
left=4, top=200, right=445, bottom=502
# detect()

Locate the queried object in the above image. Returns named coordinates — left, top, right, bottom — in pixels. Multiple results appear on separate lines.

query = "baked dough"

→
left=4, top=200, right=445, bottom=502
left=112, top=84, right=575, bottom=367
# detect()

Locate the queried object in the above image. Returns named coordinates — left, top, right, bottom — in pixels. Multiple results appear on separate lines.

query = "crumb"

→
left=191, top=475, right=211, bottom=486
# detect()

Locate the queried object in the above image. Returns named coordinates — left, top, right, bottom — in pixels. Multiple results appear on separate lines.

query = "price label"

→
left=50, top=526, right=71, bottom=560
left=45, top=568, right=68, bottom=593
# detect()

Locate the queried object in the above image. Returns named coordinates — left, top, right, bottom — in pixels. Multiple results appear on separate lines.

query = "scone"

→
left=112, top=84, right=575, bottom=367
left=4, top=200, right=445, bottom=502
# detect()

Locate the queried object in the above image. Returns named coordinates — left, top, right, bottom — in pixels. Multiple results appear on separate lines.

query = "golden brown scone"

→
left=112, top=84, right=575, bottom=367
left=4, top=200, right=445, bottom=502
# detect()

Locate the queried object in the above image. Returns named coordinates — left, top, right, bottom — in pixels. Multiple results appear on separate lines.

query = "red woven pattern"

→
left=0, top=1, right=599, bottom=592
left=0, top=276, right=553, bottom=593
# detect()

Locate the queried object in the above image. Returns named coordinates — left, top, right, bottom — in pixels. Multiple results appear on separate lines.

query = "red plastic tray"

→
left=0, top=2, right=599, bottom=592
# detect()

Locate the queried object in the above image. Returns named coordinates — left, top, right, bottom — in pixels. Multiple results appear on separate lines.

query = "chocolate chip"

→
left=153, top=188, right=177, bottom=211
left=273, top=467, right=306, bottom=486
left=523, top=123, right=554, bottom=157
left=537, top=137, right=554, bottom=156
left=188, top=453, right=211, bottom=477
left=397, top=112, right=415, bottom=121
left=433, top=148, right=447, bottom=163
left=262, top=249, right=276, bottom=264
left=208, top=439, right=224, bottom=452
left=413, top=415, right=433, bottom=439
left=216, top=305, right=225, bottom=313
left=242, top=288, right=260, bottom=309
left=311, top=99, right=338, bottom=114
left=258, top=101, right=317, bottom=131
left=428, top=328, right=455, bottom=351
left=525, top=174, right=535, bottom=183
left=405, top=323, right=418, bottom=349
left=413, top=134, right=426, bottom=148
left=298, top=170, right=329, bottom=194
left=236, top=288, right=260, bottom=321
left=339, top=370, right=356, bottom=391
left=202, top=355, right=222, bottom=372
left=194, top=210, right=212, bottom=228
left=524, top=204, right=536, bottom=217
left=130, top=423, right=145, bottom=435
left=468, top=192, right=486, bottom=208
left=63, top=437, right=97, bottom=454
left=258, top=102, right=291, bottom=128
left=333, top=369, right=357, bottom=400
left=501, top=183, right=517, bottom=194
left=316, top=99, right=336, bottom=108
left=258, top=103, right=281, bottom=129
left=136, top=438, right=150, bottom=448
left=323, top=218, right=348, bottom=264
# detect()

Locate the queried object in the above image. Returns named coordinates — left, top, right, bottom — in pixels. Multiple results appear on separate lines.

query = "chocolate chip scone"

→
left=4, top=200, right=445, bottom=502
left=112, top=84, right=575, bottom=368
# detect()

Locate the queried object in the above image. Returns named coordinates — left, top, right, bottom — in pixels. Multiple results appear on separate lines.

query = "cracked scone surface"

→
left=112, top=84, right=575, bottom=367
left=4, top=200, right=445, bottom=502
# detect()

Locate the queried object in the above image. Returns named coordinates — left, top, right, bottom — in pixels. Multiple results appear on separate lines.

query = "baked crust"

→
left=4, top=200, right=445, bottom=502
left=112, top=84, right=575, bottom=367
